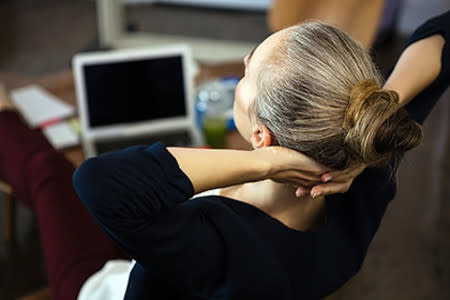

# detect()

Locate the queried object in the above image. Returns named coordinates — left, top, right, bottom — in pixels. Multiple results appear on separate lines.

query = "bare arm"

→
left=384, top=34, right=445, bottom=106
left=168, top=147, right=327, bottom=194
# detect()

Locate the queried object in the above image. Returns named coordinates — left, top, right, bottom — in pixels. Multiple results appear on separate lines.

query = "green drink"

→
left=202, top=115, right=227, bottom=148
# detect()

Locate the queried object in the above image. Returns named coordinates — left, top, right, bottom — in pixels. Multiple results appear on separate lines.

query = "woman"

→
left=1, top=10, right=448, bottom=300
left=74, top=11, right=449, bottom=300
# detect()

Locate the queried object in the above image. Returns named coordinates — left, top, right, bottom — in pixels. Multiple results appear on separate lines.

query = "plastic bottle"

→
left=195, top=77, right=239, bottom=148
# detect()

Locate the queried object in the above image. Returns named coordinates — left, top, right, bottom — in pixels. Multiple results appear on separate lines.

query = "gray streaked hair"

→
left=253, top=22, right=423, bottom=170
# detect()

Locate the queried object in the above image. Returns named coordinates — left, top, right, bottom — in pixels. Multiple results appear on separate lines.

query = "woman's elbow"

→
left=73, top=157, right=109, bottom=212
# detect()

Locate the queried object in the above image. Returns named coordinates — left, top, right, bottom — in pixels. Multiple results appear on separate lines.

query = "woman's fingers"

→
left=276, top=175, right=321, bottom=188
left=310, top=181, right=352, bottom=198
left=321, top=163, right=366, bottom=183
left=295, top=186, right=311, bottom=197
left=312, top=164, right=365, bottom=197
left=296, top=181, right=351, bottom=198
left=296, top=172, right=323, bottom=182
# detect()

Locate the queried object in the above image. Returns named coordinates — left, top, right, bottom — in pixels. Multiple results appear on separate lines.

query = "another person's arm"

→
left=384, top=10, right=449, bottom=124
left=384, top=35, right=445, bottom=106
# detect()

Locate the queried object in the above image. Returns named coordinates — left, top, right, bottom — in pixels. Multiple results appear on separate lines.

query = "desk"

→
left=0, top=62, right=251, bottom=242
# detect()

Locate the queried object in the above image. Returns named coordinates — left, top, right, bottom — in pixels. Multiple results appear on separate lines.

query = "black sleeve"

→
left=73, top=142, right=225, bottom=293
left=400, top=10, right=450, bottom=124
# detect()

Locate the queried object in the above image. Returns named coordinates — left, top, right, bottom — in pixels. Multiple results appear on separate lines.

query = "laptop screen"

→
left=83, top=55, right=187, bottom=128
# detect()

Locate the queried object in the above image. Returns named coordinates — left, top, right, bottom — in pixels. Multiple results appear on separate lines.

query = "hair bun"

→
left=343, top=79, right=423, bottom=166
left=343, top=79, right=387, bottom=130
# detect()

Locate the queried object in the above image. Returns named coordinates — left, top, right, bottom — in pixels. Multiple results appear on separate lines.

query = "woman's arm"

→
left=73, top=143, right=327, bottom=248
left=168, top=146, right=326, bottom=194
left=384, top=10, right=449, bottom=124
left=384, top=34, right=445, bottom=106
left=73, top=142, right=329, bottom=293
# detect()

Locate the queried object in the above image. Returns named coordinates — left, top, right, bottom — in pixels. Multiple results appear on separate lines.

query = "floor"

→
left=0, top=1, right=449, bottom=299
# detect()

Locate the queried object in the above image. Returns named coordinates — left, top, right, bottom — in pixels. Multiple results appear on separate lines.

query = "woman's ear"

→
left=251, top=123, right=273, bottom=149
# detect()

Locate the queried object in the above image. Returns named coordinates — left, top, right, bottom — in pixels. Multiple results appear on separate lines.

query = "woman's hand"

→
left=296, top=163, right=367, bottom=198
left=255, top=146, right=328, bottom=188
left=257, top=146, right=366, bottom=198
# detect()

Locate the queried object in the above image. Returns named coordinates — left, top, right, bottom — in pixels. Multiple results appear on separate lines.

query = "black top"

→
left=73, top=10, right=449, bottom=300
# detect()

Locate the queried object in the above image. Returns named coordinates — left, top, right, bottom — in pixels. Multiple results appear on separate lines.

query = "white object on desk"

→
left=10, top=85, right=75, bottom=128
left=43, top=121, right=80, bottom=150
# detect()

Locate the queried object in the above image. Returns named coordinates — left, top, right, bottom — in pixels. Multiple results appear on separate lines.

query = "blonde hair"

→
left=254, top=22, right=423, bottom=170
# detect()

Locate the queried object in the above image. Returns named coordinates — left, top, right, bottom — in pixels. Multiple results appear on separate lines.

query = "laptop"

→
left=73, top=45, right=202, bottom=158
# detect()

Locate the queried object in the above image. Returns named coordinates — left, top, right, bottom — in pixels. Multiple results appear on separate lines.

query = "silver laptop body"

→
left=73, top=45, right=202, bottom=158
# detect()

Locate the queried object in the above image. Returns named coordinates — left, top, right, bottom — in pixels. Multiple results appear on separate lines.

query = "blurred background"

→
left=0, top=0, right=449, bottom=299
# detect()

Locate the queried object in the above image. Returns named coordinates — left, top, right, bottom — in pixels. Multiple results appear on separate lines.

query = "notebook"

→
left=73, top=45, right=202, bottom=158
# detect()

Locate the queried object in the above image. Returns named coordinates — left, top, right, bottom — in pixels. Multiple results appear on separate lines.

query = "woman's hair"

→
left=253, top=22, right=423, bottom=170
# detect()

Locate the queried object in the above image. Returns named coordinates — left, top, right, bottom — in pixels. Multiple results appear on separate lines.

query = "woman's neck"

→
left=221, top=180, right=327, bottom=231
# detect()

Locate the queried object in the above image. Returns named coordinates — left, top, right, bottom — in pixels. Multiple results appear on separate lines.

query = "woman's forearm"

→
left=168, top=148, right=270, bottom=194
left=168, top=146, right=327, bottom=195
left=384, top=34, right=445, bottom=106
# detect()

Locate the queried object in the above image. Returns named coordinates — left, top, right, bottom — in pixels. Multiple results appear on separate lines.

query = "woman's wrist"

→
left=252, top=146, right=326, bottom=188
left=250, top=148, right=275, bottom=180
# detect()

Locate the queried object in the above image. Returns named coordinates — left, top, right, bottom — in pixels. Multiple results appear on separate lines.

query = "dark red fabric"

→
left=0, top=110, right=127, bottom=300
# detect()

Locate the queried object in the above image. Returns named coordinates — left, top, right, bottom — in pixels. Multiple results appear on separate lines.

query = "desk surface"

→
left=0, top=62, right=250, bottom=170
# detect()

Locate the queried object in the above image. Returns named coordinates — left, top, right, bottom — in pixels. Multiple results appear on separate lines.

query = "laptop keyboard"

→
left=95, top=131, right=193, bottom=155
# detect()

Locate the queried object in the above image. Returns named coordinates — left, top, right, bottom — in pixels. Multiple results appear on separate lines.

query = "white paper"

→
left=43, top=121, right=80, bottom=150
left=10, top=85, right=75, bottom=128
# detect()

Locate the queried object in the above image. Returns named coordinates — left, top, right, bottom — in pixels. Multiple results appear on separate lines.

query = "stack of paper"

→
left=10, top=85, right=75, bottom=128
left=10, top=85, right=80, bottom=149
